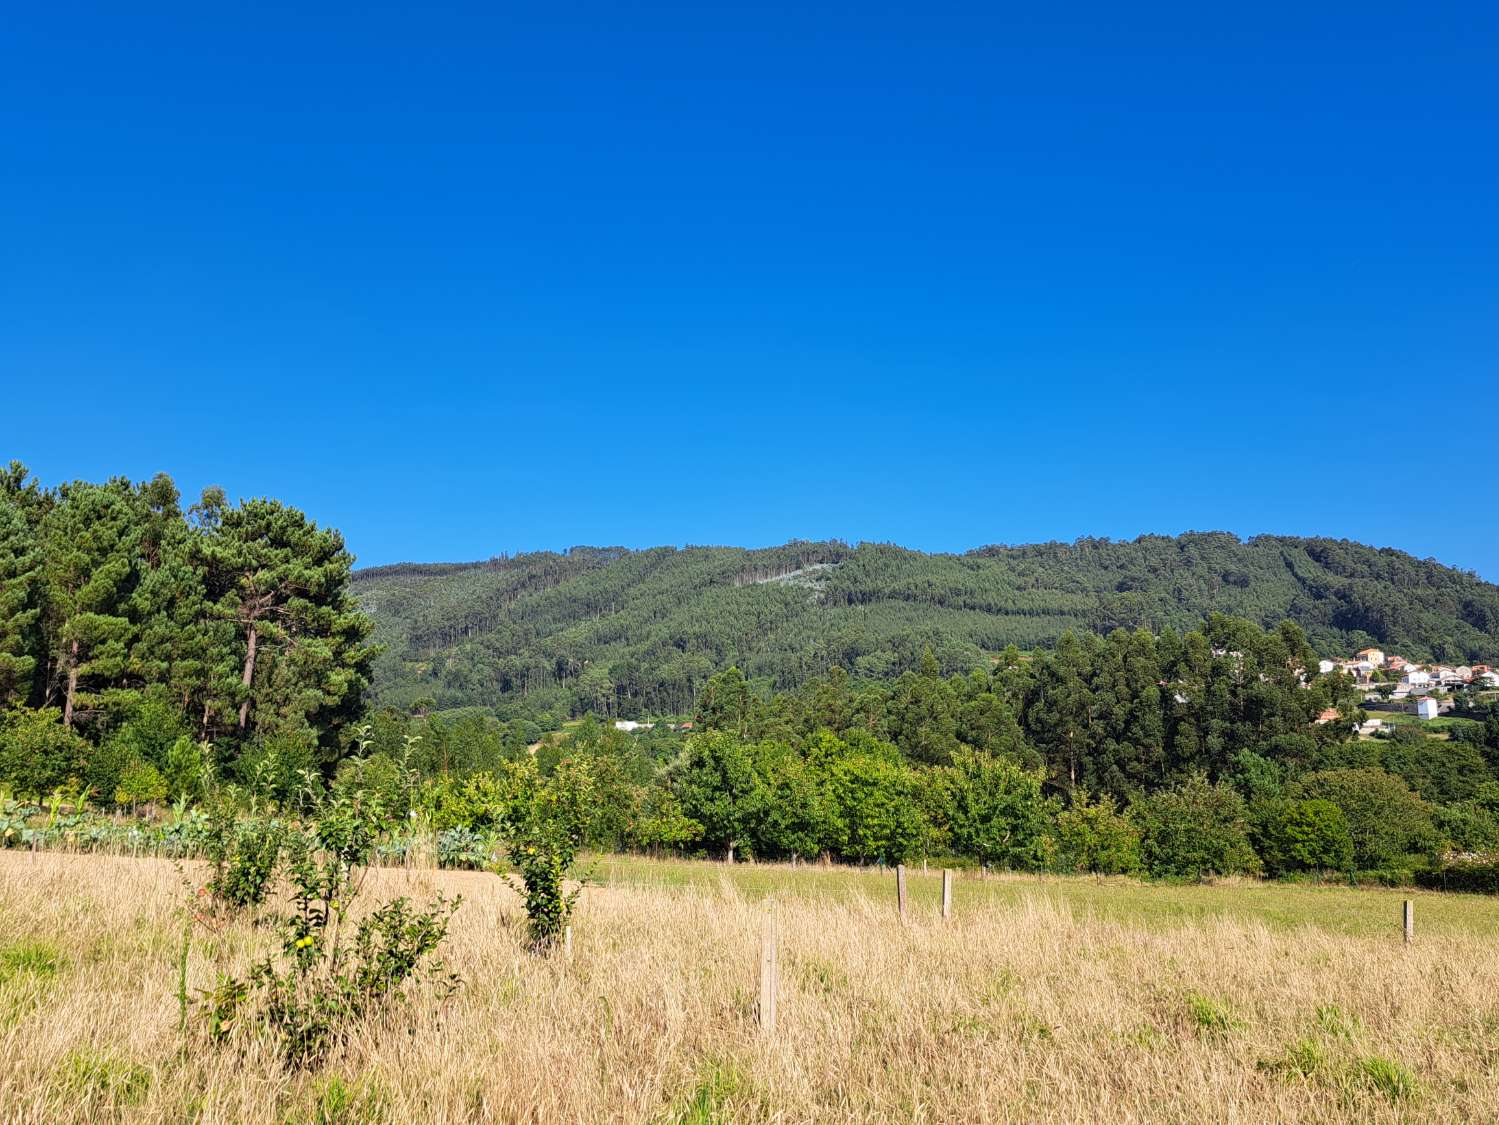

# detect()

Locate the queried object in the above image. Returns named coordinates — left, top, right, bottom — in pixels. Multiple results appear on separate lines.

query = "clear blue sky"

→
left=4, top=3, right=1497, bottom=576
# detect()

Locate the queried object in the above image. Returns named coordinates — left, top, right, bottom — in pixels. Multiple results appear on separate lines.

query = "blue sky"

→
left=3, top=2, right=1497, bottom=576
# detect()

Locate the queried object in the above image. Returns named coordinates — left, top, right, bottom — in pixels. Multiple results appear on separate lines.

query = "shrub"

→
left=0, top=708, right=87, bottom=797
left=114, top=759, right=168, bottom=810
left=494, top=759, right=593, bottom=950
left=1414, top=858, right=1499, bottom=894
left=1290, top=769, right=1442, bottom=870
left=1132, top=774, right=1261, bottom=879
left=204, top=809, right=286, bottom=909
left=1053, top=793, right=1142, bottom=875
left=435, top=825, right=492, bottom=869
left=1255, top=798, right=1354, bottom=876
left=1431, top=801, right=1499, bottom=854
left=202, top=796, right=459, bottom=1066
left=163, top=736, right=209, bottom=802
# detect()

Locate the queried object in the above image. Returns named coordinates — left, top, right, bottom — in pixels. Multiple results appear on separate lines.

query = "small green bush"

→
left=202, top=796, right=459, bottom=1067
left=0, top=940, right=63, bottom=984
left=1258, top=1038, right=1327, bottom=1079
left=1352, top=1055, right=1419, bottom=1101
left=204, top=808, right=286, bottom=909
left=1184, top=991, right=1243, bottom=1035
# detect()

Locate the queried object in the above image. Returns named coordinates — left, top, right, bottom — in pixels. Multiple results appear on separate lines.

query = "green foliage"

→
left=163, top=736, right=209, bottom=801
left=1255, top=799, right=1354, bottom=876
left=1415, top=859, right=1499, bottom=894
left=204, top=808, right=287, bottom=909
left=1289, top=769, right=1441, bottom=871
left=0, top=468, right=376, bottom=797
left=0, top=707, right=87, bottom=796
left=938, top=750, right=1055, bottom=869
left=202, top=797, right=459, bottom=1067
left=1133, top=774, right=1261, bottom=879
left=674, top=731, right=767, bottom=861
left=114, top=758, right=167, bottom=808
left=490, top=759, right=593, bottom=949
left=822, top=741, right=924, bottom=864
left=354, top=534, right=1499, bottom=718
left=1053, top=793, right=1142, bottom=874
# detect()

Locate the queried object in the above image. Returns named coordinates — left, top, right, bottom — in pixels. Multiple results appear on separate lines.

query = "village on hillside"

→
left=1318, top=647, right=1499, bottom=735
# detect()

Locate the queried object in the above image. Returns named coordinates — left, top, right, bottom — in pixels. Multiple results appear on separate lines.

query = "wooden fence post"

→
left=896, top=864, right=908, bottom=923
left=758, top=913, right=778, bottom=1032
left=1403, top=900, right=1414, bottom=944
left=563, top=925, right=573, bottom=958
left=942, top=869, right=953, bottom=920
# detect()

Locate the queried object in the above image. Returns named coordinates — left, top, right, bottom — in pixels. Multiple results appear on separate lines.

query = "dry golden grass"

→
left=2, top=851, right=1498, bottom=1123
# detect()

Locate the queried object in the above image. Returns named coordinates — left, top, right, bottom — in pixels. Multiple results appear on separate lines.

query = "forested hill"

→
left=354, top=534, right=1499, bottom=720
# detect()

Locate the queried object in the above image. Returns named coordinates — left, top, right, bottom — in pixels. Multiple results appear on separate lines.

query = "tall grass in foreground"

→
left=3, top=852, right=1498, bottom=1123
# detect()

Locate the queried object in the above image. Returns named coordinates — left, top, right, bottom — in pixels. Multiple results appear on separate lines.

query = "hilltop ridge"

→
left=354, top=533, right=1499, bottom=719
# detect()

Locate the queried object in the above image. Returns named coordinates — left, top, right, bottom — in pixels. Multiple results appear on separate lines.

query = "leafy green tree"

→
left=1053, top=793, right=1142, bottom=874
left=823, top=741, right=924, bottom=864
left=887, top=649, right=962, bottom=765
left=0, top=707, right=88, bottom=796
left=1289, top=769, right=1441, bottom=870
left=1086, top=629, right=1165, bottom=797
left=694, top=666, right=759, bottom=738
left=163, top=735, right=209, bottom=800
left=1378, top=729, right=1492, bottom=804
left=114, top=758, right=168, bottom=810
left=1431, top=801, right=1499, bottom=854
left=633, top=788, right=702, bottom=853
left=1024, top=631, right=1096, bottom=790
left=493, top=758, right=593, bottom=949
left=673, top=730, right=767, bottom=861
left=938, top=750, right=1055, bottom=869
left=1132, top=773, right=1261, bottom=879
left=1255, top=798, right=1354, bottom=875
left=751, top=740, right=836, bottom=859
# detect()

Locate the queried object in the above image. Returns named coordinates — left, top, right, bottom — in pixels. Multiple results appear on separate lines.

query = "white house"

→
left=1403, top=670, right=1432, bottom=688
left=1416, top=698, right=1440, bottom=720
left=1318, top=659, right=1337, bottom=675
left=1356, top=647, right=1386, bottom=667
left=612, top=720, right=654, bottom=733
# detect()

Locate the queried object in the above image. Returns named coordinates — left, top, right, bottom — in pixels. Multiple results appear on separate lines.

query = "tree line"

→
left=337, top=619, right=1499, bottom=882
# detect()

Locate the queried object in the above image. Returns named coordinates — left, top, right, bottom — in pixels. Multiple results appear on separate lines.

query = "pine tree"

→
left=37, top=481, right=140, bottom=728
left=200, top=495, right=375, bottom=756
left=0, top=498, right=41, bottom=707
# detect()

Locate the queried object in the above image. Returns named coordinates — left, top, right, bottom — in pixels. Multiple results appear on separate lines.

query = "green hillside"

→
left=354, top=534, right=1499, bottom=719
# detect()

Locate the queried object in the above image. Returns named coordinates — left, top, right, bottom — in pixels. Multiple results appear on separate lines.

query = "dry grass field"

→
left=3, top=852, right=1499, bottom=1124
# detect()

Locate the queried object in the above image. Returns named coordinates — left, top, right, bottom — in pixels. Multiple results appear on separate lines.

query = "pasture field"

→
left=4, top=852, right=1499, bottom=1123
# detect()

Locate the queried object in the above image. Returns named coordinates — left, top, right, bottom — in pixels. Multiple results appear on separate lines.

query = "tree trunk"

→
left=237, top=624, right=258, bottom=731
left=63, top=639, right=79, bottom=728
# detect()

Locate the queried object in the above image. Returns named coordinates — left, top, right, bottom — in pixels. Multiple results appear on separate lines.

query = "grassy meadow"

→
left=4, top=852, right=1499, bottom=1123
